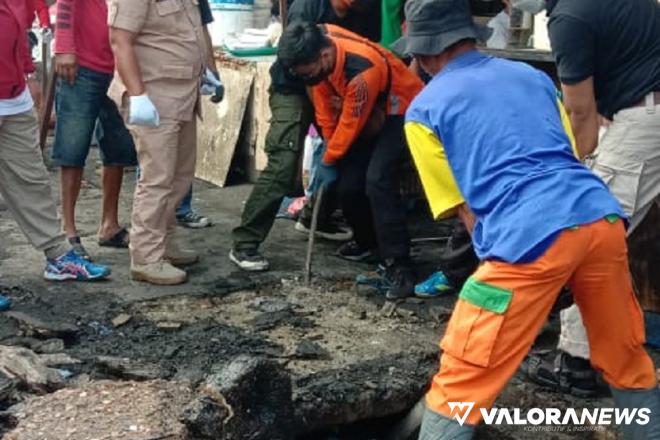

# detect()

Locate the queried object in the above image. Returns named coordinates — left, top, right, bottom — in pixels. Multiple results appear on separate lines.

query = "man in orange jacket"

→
left=279, top=22, right=424, bottom=299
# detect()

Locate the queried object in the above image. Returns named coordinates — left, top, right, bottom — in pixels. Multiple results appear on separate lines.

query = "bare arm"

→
left=202, top=27, right=218, bottom=75
left=457, top=204, right=475, bottom=235
left=109, top=28, right=145, bottom=96
left=54, top=0, right=78, bottom=83
left=561, top=77, right=599, bottom=159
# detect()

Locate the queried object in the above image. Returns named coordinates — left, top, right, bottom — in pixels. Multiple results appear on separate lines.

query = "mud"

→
left=0, top=150, right=657, bottom=439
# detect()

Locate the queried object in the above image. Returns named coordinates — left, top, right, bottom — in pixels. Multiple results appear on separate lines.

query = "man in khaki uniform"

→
left=108, top=0, right=208, bottom=285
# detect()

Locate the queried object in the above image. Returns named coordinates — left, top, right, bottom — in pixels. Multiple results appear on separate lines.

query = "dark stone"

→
left=181, top=396, right=230, bottom=439
left=295, top=340, right=330, bottom=360
left=250, top=310, right=292, bottom=331
left=186, top=355, right=294, bottom=439
left=0, top=336, right=40, bottom=349
left=94, top=356, right=171, bottom=381
left=163, top=344, right=182, bottom=359
left=0, top=371, right=17, bottom=410
left=248, top=298, right=292, bottom=314
left=5, top=312, right=78, bottom=340
left=428, top=306, right=453, bottom=325
left=250, top=310, right=314, bottom=332
left=293, top=351, right=437, bottom=435
left=32, top=339, right=65, bottom=354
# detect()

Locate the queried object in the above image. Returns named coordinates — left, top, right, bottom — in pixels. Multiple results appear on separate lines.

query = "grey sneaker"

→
left=229, top=248, right=269, bottom=272
left=294, top=218, right=353, bottom=241
left=177, top=211, right=211, bottom=228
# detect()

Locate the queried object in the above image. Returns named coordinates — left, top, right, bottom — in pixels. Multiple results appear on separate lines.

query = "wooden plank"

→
left=252, top=60, right=274, bottom=172
left=195, top=62, right=255, bottom=187
left=480, top=47, right=555, bottom=63
left=280, top=0, right=288, bottom=28
left=629, top=203, right=660, bottom=312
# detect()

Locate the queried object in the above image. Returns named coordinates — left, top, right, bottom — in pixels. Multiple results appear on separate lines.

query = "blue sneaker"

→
left=356, top=264, right=391, bottom=294
left=415, top=271, right=452, bottom=298
left=44, top=250, right=111, bottom=281
left=0, top=295, right=11, bottom=311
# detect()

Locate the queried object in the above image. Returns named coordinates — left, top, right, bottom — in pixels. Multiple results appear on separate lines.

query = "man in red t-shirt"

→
left=0, top=0, right=109, bottom=281
left=52, top=0, right=137, bottom=259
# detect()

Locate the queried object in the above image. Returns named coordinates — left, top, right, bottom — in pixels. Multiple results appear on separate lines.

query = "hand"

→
left=129, top=94, right=160, bottom=127
left=317, top=163, right=338, bottom=188
left=201, top=68, right=224, bottom=103
left=26, top=77, right=42, bottom=113
left=331, top=95, right=343, bottom=113
left=54, top=53, right=78, bottom=84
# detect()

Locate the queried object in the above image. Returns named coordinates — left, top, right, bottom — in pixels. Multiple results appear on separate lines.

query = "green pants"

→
left=231, top=91, right=314, bottom=250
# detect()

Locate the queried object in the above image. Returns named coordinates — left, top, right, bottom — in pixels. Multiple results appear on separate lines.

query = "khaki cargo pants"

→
left=129, top=118, right=196, bottom=265
left=0, top=110, right=64, bottom=252
left=559, top=94, right=660, bottom=360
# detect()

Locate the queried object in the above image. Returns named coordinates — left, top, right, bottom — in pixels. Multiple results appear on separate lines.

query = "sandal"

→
left=68, top=236, right=92, bottom=261
left=98, top=227, right=130, bottom=248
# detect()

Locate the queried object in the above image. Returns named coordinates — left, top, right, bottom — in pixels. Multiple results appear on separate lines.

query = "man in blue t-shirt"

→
left=392, top=0, right=660, bottom=438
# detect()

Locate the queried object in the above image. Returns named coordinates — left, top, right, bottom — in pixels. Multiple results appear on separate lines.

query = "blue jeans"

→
left=135, top=166, right=193, bottom=218
left=176, top=187, right=193, bottom=218
left=52, top=66, right=137, bottom=167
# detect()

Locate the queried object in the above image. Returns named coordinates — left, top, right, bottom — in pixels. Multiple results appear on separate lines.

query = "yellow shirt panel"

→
left=404, top=122, right=465, bottom=220
left=557, top=98, right=579, bottom=158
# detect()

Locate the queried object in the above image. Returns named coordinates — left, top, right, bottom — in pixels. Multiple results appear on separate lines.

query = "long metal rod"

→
left=304, top=186, right=325, bottom=286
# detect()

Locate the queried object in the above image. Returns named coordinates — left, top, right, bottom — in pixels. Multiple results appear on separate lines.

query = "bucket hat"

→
left=391, top=0, right=491, bottom=56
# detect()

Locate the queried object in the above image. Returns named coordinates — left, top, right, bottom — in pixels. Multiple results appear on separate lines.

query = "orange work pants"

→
left=427, top=218, right=657, bottom=425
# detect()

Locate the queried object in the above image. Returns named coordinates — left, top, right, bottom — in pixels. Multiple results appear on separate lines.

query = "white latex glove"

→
left=129, top=94, right=160, bottom=127
left=200, top=68, right=224, bottom=102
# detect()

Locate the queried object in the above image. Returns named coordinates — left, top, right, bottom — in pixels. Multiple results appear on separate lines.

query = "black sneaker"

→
left=336, top=241, right=373, bottom=262
left=384, top=262, right=415, bottom=300
left=295, top=217, right=353, bottom=242
left=229, top=248, right=269, bottom=272
left=524, top=350, right=609, bottom=398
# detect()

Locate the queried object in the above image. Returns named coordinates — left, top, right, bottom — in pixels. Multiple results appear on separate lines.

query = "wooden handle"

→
left=39, top=67, right=57, bottom=151
left=279, top=0, right=288, bottom=29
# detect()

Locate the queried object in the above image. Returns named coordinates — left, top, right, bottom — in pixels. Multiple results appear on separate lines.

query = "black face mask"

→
left=302, top=73, right=327, bottom=86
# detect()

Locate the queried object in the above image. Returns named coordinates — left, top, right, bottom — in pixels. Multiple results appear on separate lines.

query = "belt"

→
left=631, top=91, right=660, bottom=108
